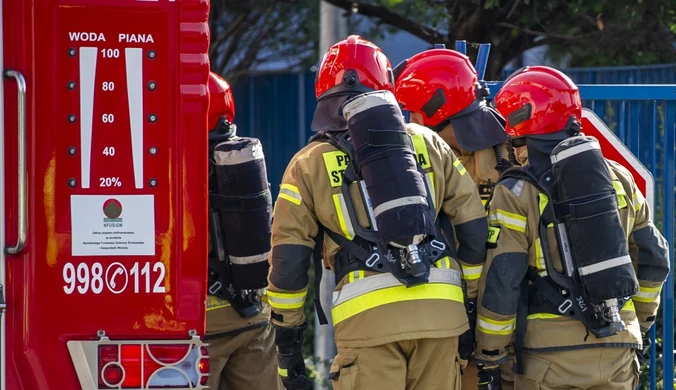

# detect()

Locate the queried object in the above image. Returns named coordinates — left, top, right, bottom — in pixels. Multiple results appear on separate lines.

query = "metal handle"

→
left=3, top=70, right=27, bottom=255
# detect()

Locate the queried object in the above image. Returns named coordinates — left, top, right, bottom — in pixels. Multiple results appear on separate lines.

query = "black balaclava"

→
left=523, top=121, right=581, bottom=167
left=311, top=92, right=362, bottom=132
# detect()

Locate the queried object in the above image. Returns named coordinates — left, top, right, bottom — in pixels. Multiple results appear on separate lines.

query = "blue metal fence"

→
left=503, top=63, right=676, bottom=84
left=232, top=72, right=676, bottom=389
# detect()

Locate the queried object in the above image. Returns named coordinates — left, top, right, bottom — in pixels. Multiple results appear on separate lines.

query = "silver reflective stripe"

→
left=550, top=140, right=601, bottom=163
left=477, top=317, right=515, bottom=333
left=636, top=287, right=661, bottom=301
left=334, top=193, right=356, bottom=239
left=279, top=187, right=302, bottom=203
left=229, top=252, right=268, bottom=265
left=214, top=140, right=265, bottom=166
left=341, top=90, right=400, bottom=121
left=332, top=268, right=462, bottom=307
left=373, top=196, right=428, bottom=217
left=577, top=255, right=632, bottom=276
left=268, top=292, right=307, bottom=307
left=424, top=172, right=436, bottom=208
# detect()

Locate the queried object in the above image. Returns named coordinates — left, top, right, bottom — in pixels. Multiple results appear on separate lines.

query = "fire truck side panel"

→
left=2, top=0, right=210, bottom=388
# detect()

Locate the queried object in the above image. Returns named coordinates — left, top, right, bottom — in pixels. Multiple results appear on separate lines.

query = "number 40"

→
left=102, top=146, right=116, bottom=156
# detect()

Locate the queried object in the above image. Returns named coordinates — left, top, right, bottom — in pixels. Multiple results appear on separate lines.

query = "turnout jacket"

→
left=475, top=159, right=670, bottom=363
left=267, top=123, right=488, bottom=348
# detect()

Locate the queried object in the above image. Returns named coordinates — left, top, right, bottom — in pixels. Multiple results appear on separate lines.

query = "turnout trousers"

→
left=205, top=322, right=283, bottom=390
left=515, top=347, right=640, bottom=390
left=330, top=336, right=462, bottom=390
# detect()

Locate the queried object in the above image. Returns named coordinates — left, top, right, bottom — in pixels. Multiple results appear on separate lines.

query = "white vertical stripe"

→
left=79, top=47, right=97, bottom=189
left=125, top=48, right=144, bottom=189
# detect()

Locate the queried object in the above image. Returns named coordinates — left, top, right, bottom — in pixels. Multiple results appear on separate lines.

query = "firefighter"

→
left=267, top=35, right=489, bottom=390
left=393, top=48, right=516, bottom=390
left=475, top=66, right=671, bottom=390
left=204, top=71, right=283, bottom=390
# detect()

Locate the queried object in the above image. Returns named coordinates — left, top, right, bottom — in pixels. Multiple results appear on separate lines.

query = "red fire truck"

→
left=1, top=0, right=211, bottom=388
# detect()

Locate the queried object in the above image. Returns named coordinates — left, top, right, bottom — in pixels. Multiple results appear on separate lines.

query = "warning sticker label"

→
left=70, top=195, right=155, bottom=256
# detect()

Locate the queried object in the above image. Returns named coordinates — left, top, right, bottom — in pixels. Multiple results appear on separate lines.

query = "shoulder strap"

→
left=312, top=224, right=329, bottom=326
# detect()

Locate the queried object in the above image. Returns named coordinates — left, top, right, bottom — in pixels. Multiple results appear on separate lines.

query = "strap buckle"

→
left=365, top=253, right=380, bottom=268
left=208, top=281, right=223, bottom=295
left=430, top=239, right=446, bottom=252
left=558, top=299, right=573, bottom=314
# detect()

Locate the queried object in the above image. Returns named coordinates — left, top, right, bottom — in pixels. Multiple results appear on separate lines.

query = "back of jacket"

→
left=267, top=123, right=488, bottom=348
left=476, top=159, right=670, bottom=362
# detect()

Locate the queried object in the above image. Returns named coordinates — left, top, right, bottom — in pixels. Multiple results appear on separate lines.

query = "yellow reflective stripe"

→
left=538, top=193, right=554, bottom=228
left=453, top=159, right=467, bottom=175
left=425, top=172, right=436, bottom=209
left=633, top=190, right=645, bottom=212
left=481, top=199, right=487, bottom=206
left=477, top=315, right=515, bottom=335
left=634, top=286, right=662, bottom=303
left=527, top=313, right=561, bottom=320
left=348, top=270, right=365, bottom=283
left=278, top=367, right=288, bottom=377
left=332, top=281, right=464, bottom=325
left=436, top=256, right=452, bottom=269
left=535, top=238, right=546, bottom=270
left=527, top=298, right=636, bottom=320
left=267, top=290, right=307, bottom=310
left=612, top=181, right=628, bottom=209
left=462, top=264, right=483, bottom=280
left=278, top=184, right=302, bottom=205
left=332, top=193, right=355, bottom=240
left=206, top=295, right=231, bottom=311
left=489, top=209, right=527, bottom=233
left=411, top=134, right=431, bottom=169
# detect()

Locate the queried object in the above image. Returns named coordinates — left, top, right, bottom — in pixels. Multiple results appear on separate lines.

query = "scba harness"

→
left=492, top=136, right=639, bottom=374
left=308, top=129, right=460, bottom=325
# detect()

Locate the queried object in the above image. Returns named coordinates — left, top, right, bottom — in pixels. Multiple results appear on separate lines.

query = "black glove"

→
left=478, top=365, right=502, bottom=390
left=274, top=321, right=313, bottom=390
left=458, top=299, right=477, bottom=360
left=637, top=335, right=651, bottom=366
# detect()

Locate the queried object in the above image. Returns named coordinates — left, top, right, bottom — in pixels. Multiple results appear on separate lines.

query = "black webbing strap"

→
left=367, top=129, right=414, bottom=149
left=324, top=228, right=372, bottom=262
left=313, top=224, right=329, bottom=326
left=210, top=190, right=272, bottom=211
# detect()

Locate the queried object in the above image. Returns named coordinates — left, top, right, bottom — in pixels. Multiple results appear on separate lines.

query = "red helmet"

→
left=394, top=49, right=479, bottom=128
left=314, top=35, right=394, bottom=100
left=494, top=66, right=582, bottom=139
left=208, top=72, right=235, bottom=131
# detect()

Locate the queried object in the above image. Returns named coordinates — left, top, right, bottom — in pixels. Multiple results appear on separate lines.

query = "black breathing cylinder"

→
left=550, top=135, right=638, bottom=303
left=211, top=137, right=272, bottom=291
left=342, top=90, right=436, bottom=248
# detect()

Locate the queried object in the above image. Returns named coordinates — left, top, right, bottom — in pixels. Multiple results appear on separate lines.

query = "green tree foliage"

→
left=208, top=0, right=676, bottom=81
left=323, top=0, right=676, bottom=79
left=209, top=0, right=319, bottom=82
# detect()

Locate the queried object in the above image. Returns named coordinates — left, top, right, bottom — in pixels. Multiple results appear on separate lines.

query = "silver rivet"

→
left=68, top=146, right=77, bottom=156
left=68, top=178, right=77, bottom=188
left=148, top=114, right=157, bottom=123
left=68, top=114, right=76, bottom=123
left=67, top=81, right=76, bottom=90
left=147, top=50, right=156, bottom=60
left=149, top=178, right=157, bottom=187
left=68, top=48, right=76, bottom=57
left=149, top=147, right=157, bottom=155
left=148, top=81, right=156, bottom=90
